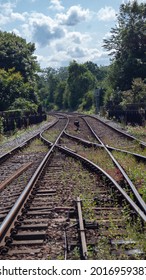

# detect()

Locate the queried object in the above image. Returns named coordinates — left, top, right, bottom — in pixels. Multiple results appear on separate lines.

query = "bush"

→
left=9, top=98, right=38, bottom=114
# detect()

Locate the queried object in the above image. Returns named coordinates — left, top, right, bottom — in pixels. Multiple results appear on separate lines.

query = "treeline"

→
left=37, top=62, right=107, bottom=112
left=103, top=0, right=146, bottom=119
left=0, top=0, right=146, bottom=125
left=0, top=31, right=45, bottom=132
left=0, top=31, right=106, bottom=114
left=37, top=0, right=146, bottom=119
left=0, top=31, right=39, bottom=113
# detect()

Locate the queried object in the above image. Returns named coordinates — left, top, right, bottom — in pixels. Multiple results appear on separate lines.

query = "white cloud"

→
left=34, top=29, right=109, bottom=68
left=11, top=12, right=26, bottom=21
left=56, top=5, right=90, bottom=26
left=33, top=23, right=65, bottom=46
left=97, top=6, right=116, bottom=21
left=0, top=2, right=14, bottom=24
left=48, top=0, right=64, bottom=11
left=0, top=1, right=110, bottom=67
left=21, top=12, right=65, bottom=47
left=0, top=14, right=9, bottom=25
left=65, top=45, right=106, bottom=65
left=0, top=2, right=27, bottom=25
left=67, top=31, right=91, bottom=44
left=28, top=12, right=55, bottom=26
left=37, top=46, right=109, bottom=68
left=0, top=2, right=15, bottom=15
left=67, top=46, right=86, bottom=58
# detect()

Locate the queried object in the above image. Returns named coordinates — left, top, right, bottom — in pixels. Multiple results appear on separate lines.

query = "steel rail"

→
left=64, top=130, right=146, bottom=162
left=0, top=117, right=58, bottom=164
left=56, top=144, right=146, bottom=222
left=105, top=145, right=146, bottom=161
left=58, top=111, right=146, bottom=147
left=76, top=197, right=88, bottom=260
left=1, top=114, right=145, bottom=255
left=63, top=130, right=100, bottom=147
left=83, top=117, right=146, bottom=215
left=0, top=116, right=69, bottom=246
left=89, top=114, right=146, bottom=148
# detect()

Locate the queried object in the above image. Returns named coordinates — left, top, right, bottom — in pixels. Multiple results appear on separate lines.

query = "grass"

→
left=61, top=137, right=123, bottom=182
left=0, top=116, right=54, bottom=146
left=112, top=151, right=146, bottom=202
left=54, top=153, right=146, bottom=260
left=126, top=125, right=146, bottom=142
left=89, top=205, right=146, bottom=260
left=60, top=158, right=98, bottom=221
left=23, top=138, right=48, bottom=153
left=42, top=129, right=61, bottom=143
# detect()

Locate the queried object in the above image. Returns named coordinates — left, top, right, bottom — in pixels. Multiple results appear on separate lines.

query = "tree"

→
left=9, top=97, right=38, bottom=113
left=67, top=61, right=96, bottom=110
left=0, top=68, right=23, bottom=110
left=84, top=61, right=106, bottom=81
left=54, top=81, right=66, bottom=109
left=0, top=31, right=39, bottom=111
left=0, top=68, right=38, bottom=111
left=0, top=31, right=38, bottom=82
left=120, top=78, right=146, bottom=108
left=37, top=62, right=107, bottom=112
left=103, top=0, right=146, bottom=91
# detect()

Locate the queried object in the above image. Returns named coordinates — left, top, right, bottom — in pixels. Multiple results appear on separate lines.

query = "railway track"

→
left=64, top=114, right=146, bottom=207
left=0, top=113, right=146, bottom=259
left=84, top=115, right=146, bottom=151
left=0, top=117, right=66, bottom=229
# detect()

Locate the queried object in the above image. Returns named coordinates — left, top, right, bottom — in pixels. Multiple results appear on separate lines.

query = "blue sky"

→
left=0, top=0, right=145, bottom=68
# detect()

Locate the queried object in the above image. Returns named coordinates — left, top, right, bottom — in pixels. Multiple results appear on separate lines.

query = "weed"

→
left=112, top=151, right=146, bottom=202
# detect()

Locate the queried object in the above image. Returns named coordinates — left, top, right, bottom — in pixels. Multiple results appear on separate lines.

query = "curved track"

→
left=0, top=113, right=145, bottom=259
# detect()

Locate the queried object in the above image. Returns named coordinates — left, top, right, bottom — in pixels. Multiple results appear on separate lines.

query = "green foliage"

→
left=9, top=98, right=38, bottom=113
left=54, top=80, right=66, bottom=109
left=103, top=0, right=146, bottom=92
left=37, top=61, right=107, bottom=112
left=37, top=67, right=67, bottom=110
left=0, top=31, right=38, bottom=82
left=0, top=68, right=38, bottom=111
left=0, top=31, right=39, bottom=112
left=0, top=68, right=23, bottom=110
left=126, top=125, right=146, bottom=142
left=120, top=78, right=146, bottom=108
left=67, top=60, right=96, bottom=110
left=78, top=90, right=94, bottom=111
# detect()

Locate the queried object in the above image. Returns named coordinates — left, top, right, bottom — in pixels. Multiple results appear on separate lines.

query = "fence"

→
left=0, top=110, right=46, bottom=133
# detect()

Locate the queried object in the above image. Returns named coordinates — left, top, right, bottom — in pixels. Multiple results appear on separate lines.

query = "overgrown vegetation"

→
left=59, top=157, right=146, bottom=260
left=112, top=151, right=146, bottom=202
left=103, top=0, right=146, bottom=117
left=126, top=125, right=146, bottom=142
left=0, top=31, right=39, bottom=112
left=0, top=1, right=146, bottom=123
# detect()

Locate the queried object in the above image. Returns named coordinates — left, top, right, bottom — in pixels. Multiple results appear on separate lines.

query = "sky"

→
left=0, top=0, right=146, bottom=69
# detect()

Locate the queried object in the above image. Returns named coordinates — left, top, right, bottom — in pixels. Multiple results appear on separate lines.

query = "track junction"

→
left=0, top=113, right=146, bottom=259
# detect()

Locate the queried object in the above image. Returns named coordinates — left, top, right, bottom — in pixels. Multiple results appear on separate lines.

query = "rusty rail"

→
left=83, top=117, right=146, bottom=215
left=0, top=116, right=69, bottom=248
left=56, top=144, right=146, bottom=223
left=76, top=197, right=88, bottom=260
